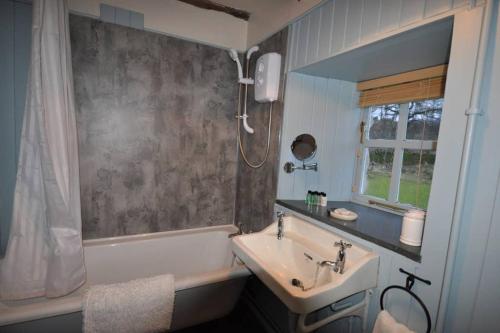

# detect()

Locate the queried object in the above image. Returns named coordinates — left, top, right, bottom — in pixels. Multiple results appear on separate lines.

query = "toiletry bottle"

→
left=320, top=192, right=327, bottom=207
left=306, top=191, right=312, bottom=205
left=313, top=191, right=319, bottom=206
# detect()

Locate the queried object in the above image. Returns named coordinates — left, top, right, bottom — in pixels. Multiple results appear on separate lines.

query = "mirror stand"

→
left=283, top=161, right=318, bottom=174
left=284, top=133, right=319, bottom=174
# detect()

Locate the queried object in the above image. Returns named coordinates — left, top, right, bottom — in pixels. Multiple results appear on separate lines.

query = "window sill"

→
left=275, top=199, right=421, bottom=262
left=351, top=195, right=411, bottom=215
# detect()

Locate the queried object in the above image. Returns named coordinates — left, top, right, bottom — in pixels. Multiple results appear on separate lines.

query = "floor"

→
left=175, top=315, right=263, bottom=333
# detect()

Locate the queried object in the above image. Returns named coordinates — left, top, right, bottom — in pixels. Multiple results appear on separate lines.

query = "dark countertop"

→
left=276, top=200, right=421, bottom=262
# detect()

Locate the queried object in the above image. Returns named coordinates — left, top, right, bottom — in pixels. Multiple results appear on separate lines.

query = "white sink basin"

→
left=232, top=215, right=379, bottom=314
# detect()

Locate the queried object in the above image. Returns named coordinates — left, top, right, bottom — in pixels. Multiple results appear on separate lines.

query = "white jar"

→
left=400, top=209, right=426, bottom=246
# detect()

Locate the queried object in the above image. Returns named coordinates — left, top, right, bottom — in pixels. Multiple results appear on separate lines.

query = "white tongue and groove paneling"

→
left=294, top=15, right=310, bottom=70
left=287, top=0, right=483, bottom=72
left=306, top=9, right=321, bottom=66
left=317, top=0, right=334, bottom=61
left=361, top=0, right=382, bottom=41
left=343, top=0, right=364, bottom=48
left=400, top=0, right=426, bottom=26
left=379, top=0, right=402, bottom=33
left=331, top=0, right=348, bottom=55
left=277, top=72, right=360, bottom=200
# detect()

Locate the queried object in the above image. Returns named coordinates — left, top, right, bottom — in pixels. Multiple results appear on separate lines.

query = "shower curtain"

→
left=0, top=0, right=86, bottom=300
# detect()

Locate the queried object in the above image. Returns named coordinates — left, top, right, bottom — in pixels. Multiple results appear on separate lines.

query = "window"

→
left=355, top=99, right=443, bottom=210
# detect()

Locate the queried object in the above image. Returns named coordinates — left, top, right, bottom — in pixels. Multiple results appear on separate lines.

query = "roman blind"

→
left=357, top=65, right=448, bottom=108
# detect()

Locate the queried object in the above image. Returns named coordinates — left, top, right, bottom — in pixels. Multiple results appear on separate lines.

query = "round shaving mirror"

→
left=291, top=134, right=317, bottom=161
left=283, top=134, right=318, bottom=173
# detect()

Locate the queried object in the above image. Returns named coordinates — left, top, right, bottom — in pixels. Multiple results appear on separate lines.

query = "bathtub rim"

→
left=83, top=224, right=238, bottom=247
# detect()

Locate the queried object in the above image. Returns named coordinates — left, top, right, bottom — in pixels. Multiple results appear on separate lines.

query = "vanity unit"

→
left=232, top=213, right=379, bottom=332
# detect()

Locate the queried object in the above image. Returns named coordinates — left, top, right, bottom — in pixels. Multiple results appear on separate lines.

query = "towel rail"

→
left=379, top=269, right=431, bottom=333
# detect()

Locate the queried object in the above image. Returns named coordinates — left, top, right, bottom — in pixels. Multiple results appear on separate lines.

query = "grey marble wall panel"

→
left=234, top=29, right=288, bottom=232
left=70, top=15, right=239, bottom=239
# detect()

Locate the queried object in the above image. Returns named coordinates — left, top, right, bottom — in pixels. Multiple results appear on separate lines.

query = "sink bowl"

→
left=232, top=215, right=379, bottom=314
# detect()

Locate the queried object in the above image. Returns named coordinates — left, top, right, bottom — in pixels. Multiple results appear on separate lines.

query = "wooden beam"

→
left=178, top=0, right=250, bottom=21
left=357, top=64, right=448, bottom=91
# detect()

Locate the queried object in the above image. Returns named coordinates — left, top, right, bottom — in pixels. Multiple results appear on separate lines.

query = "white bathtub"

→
left=0, top=225, right=250, bottom=331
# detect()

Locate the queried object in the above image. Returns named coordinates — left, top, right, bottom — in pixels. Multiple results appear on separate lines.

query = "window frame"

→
left=352, top=101, right=439, bottom=211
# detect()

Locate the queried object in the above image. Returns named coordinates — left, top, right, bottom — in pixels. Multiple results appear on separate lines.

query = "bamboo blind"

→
left=357, top=65, right=447, bottom=108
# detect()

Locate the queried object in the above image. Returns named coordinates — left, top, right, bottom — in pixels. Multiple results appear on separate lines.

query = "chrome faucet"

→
left=333, top=240, right=351, bottom=274
left=318, top=260, right=338, bottom=269
left=277, top=211, right=285, bottom=240
left=228, top=223, right=245, bottom=238
left=318, top=240, right=352, bottom=274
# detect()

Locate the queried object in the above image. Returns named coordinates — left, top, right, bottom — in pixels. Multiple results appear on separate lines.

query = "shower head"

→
left=228, top=49, right=243, bottom=82
left=246, top=46, right=259, bottom=60
left=228, top=49, right=239, bottom=62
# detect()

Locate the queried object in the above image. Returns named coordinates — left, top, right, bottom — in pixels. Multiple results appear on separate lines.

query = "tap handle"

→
left=334, top=240, right=352, bottom=250
left=277, top=211, right=286, bottom=218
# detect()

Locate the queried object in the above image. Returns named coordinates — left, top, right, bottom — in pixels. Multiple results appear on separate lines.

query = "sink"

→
left=232, top=215, right=379, bottom=314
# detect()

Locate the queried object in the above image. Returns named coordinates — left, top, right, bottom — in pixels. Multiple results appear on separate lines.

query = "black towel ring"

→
left=379, top=269, right=432, bottom=333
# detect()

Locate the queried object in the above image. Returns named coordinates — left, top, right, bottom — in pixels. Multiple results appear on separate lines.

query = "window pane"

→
left=399, top=149, right=436, bottom=209
left=368, top=104, right=400, bottom=140
left=406, top=99, right=443, bottom=140
left=363, top=148, right=394, bottom=200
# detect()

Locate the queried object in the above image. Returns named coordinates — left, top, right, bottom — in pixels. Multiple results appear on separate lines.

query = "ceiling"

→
left=215, top=0, right=300, bottom=13
left=214, top=0, right=324, bottom=47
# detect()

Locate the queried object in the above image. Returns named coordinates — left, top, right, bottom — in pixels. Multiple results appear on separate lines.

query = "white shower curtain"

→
left=0, top=0, right=86, bottom=300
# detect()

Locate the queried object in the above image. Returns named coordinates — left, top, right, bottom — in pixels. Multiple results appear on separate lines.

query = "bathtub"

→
left=0, top=225, right=250, bottom=331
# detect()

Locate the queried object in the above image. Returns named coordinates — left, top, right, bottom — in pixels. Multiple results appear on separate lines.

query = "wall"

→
left=444, top=2, right=500, bottom=331
left=276, top=4, right=486, bottom=332
left=0, top=0, right=31, bottom=255
left=277, top=73, right=360, bottom=201
left=234, top=28, right=288, bottom=232
left=287, top=0, right=480, bottom=72
left=67, top=0, right=248, bottom=51
left=245, top=0, right=323, bottom=47
left=70, top=15, right=239, bottom=239
left=67, top=0, right=325, bottom=52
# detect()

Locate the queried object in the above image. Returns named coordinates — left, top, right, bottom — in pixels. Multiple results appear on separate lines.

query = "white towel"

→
left=372, top=310, right=416, bottom=333
left=83, top=274, right=175, bottom=333
left=334, top=208, right=355, bottom=216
